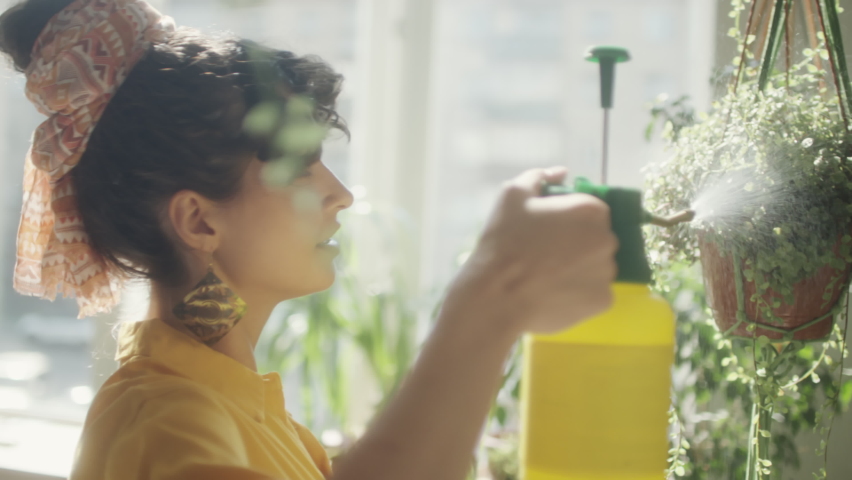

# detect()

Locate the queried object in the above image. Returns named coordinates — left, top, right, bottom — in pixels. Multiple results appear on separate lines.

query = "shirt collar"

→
left=115, top=318, right=280, bottom=422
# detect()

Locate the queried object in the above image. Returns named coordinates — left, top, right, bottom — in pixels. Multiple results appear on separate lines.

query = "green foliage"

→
left=645, top=94, right=696, bottom=143
left=646, top=55, right=852, bottom=315
left=256, top=222, right=431, bottom=434
left=656, top=263, right=851, bottom=479
left=486, top=435, right=520, bottom=480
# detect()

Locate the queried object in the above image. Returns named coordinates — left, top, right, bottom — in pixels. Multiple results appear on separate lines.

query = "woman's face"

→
left=213, top=152, right=354, bottom=303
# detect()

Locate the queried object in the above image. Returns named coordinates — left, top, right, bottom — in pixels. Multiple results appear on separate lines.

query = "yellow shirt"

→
left=69, top=318, right=332, bottom=480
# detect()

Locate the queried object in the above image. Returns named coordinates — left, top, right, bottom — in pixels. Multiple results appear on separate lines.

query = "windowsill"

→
left=0, top=411, right=82, bottom=479
left=0, top=467, right=65, bottom=480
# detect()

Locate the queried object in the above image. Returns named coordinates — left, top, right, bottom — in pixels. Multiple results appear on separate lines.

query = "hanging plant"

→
left=646, top=0, right=852, bottom=478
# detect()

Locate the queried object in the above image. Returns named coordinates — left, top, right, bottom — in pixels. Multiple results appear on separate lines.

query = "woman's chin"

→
left=310, top=267, right=337, bottom=293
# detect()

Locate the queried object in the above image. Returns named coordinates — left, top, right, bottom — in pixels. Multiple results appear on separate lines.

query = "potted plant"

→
left=647, top=33, right=852, bottom=342
left=646, top=0, right=852, bottom=477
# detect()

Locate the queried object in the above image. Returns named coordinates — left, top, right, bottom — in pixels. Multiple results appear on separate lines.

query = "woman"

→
left=0, top=0, right=617, bottom=479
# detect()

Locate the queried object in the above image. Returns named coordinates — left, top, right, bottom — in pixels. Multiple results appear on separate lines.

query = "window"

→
left=585, top=11, right=614, bottom=41
left=427, top=0, right=698, bottom=289
left=645, top=73, right=676, bottom=102
left=0, top=0, right=712, bottom=476
left=644, top=8, right=676, bottom=43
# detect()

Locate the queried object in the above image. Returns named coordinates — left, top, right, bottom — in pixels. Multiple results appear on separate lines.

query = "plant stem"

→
left=758, top=402, right=774, bottom=479
left=746, top=401, right=759, bottom=480
left=757, top=0, right=789, bottom=91
left=814, top=0, right=850, bottom=131
left=821, top=0, right=852, bottom=129
left=802, top=0, right=828, bottom=92
left=784, top=0, right=792, bottom=91
left=781, top=348, right=828, bottom=388
left=820, top=299, right=850, bottom=475
left=732, top=0, right=761, bottom=96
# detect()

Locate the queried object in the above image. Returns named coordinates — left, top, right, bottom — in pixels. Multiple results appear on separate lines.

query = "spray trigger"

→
left=541, top=178, right=695, bottom=229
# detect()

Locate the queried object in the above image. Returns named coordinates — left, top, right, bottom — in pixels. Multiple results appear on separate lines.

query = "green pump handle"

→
left=586, top=46, right=631, bottom=110
left=541, top=177, right=653, bottom=284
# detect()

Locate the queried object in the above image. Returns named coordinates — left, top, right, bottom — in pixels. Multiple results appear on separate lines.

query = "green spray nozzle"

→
left=541, top=178, right=694, bottom=227
left=541, top=177, right=694, bottom=284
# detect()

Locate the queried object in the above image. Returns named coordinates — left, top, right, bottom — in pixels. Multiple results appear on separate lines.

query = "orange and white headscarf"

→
left=16, top=0, right=175, bottom=318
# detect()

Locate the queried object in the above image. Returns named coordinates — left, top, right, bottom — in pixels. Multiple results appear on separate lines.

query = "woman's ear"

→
left=167, top=190, right=222, bottom=253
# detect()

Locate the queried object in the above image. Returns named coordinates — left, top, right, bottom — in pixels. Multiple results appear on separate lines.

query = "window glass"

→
left=427, top=0, right=689, bottom=290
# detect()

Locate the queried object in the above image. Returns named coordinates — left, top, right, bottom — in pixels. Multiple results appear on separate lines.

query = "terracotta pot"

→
left=699, top=234, right=850, bottom=341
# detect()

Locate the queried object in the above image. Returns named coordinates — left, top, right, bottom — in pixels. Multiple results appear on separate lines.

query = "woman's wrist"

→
left=437, top=267, right=527, bottom=352
left=428, top=300, right=520, bottom=388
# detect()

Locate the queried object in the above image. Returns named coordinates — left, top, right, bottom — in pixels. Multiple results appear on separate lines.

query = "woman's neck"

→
left=147, top=282, right=277, bottom=372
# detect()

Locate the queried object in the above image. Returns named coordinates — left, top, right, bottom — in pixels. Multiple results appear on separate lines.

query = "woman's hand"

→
left=333, top=166, right=618, bottom=480
left=442, top=166, right=618, bottom=338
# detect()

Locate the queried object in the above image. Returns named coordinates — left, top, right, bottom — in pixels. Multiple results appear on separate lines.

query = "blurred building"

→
left=425, top=0, right=716, bottom=293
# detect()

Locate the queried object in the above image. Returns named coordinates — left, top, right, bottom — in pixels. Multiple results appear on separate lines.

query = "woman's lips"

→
left=317, top=239, right=339, bottom=248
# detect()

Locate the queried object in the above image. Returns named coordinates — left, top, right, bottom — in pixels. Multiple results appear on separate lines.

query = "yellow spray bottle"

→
left=519, top=177, right=692, bottom=480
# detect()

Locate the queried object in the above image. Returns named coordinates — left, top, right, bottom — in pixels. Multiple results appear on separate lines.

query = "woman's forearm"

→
left=331, top=166, right=618, bottom=480
left=333, top=294, right=518, bottom=480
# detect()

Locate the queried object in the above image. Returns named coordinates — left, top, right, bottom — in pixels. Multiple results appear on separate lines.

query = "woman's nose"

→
left=336, top=182, right=355, bottom=211
left=324, top=166, right=354, bottom=212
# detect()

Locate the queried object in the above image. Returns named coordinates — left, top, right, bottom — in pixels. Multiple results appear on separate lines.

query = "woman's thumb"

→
left=504, top=166, right=569, bottom=199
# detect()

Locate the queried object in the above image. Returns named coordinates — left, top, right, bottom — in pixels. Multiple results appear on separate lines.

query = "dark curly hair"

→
left=0, top=0, right=348, bottom=286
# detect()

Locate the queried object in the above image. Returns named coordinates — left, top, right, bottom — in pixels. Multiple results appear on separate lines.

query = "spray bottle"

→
left=518, top=46, right=695, bottom=479
left=519, top=177, right=692, bottom=479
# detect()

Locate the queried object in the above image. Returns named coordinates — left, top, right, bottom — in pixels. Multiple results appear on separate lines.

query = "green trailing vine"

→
left=654, top=263, right=851, bottom=479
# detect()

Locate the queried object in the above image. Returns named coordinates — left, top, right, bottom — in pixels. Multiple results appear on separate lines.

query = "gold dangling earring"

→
left=172, top=264, right=248, bottom=345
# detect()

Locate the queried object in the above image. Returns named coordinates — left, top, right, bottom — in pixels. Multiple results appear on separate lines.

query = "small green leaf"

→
left=840, top=381, right=852, bottom=406
left=242, top=101, right=281, bottom=136
left=261, top=157, right=299, bottom=186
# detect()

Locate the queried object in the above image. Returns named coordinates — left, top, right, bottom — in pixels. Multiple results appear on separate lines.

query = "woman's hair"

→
left=0, top=0, right=348, bottom=286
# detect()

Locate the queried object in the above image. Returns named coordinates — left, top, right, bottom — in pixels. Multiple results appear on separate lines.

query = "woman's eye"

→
left=297, top=158, right=320, bottom=178
left=287, top=167, right=313, bottom=184
left=289, top=152, right=321, bottom=182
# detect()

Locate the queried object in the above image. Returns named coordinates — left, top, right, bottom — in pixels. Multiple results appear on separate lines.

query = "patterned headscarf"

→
left=15, top=0, right=175, bottom=318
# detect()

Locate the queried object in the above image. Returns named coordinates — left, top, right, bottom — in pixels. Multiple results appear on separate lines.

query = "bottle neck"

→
left=612, top=282, right=652, bottom=295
